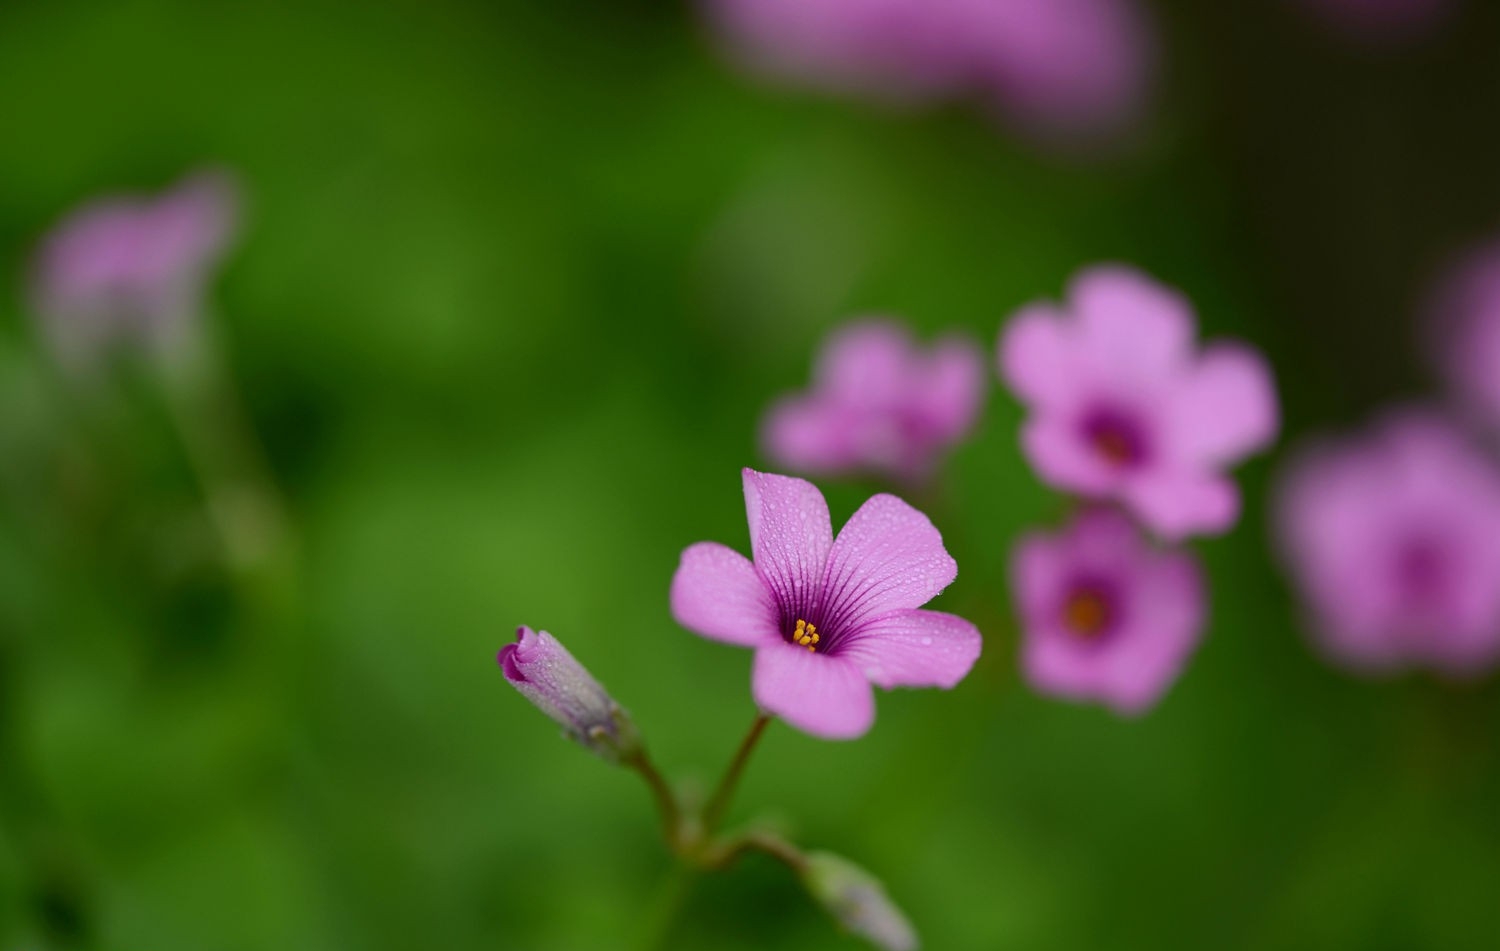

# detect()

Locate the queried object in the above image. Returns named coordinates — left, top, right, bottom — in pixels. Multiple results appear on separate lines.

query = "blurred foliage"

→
left=1, top=0, right=1500, bottom=949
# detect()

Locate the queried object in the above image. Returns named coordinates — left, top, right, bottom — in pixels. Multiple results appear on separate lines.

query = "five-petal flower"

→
left=999, top=265, right=1278, bottom=540
left=1010, top=507, right=1205, bottom=714
left=762, top=319, right=985, bottom=484
left=1276, top=410, right=1500, bottom=677
left=30, top=168, right=239, bottom=371
left=671, top=468, right=982, bottom=739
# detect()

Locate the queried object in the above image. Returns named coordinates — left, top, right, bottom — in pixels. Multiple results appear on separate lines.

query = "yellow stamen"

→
left=793, top=619, right=819, bottom=652
left=1063, top=591, right=1110, bottom=639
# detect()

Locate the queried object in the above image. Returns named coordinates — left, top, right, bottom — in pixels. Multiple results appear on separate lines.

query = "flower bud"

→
left=498, top=626, right=641, bottom=763
left=801, top=851, right=918, bottom=951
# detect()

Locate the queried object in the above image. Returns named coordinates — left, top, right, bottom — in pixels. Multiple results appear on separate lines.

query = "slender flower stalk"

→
left=620, top=749, right=687, bottom=854
left=700, top=713, right=772, bottom=836
left=700, top=827, right=810, bottom=872
left=159, top=335, right=291, bottom=575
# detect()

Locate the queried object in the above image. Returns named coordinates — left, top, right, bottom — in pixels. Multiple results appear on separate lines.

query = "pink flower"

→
left=998, top=265, right=1279, bottom=540
left=1430, top=239, right=1500, bottom=430
left=704, top=0, right=970, bottom=104
left=30, top=168, right=239, bottom=370
left=499, top=626, right=641, bottom=761
left=702, top=0, right=1154, bottom=142
left=761, top=319, right=986, bottom=484
left=1011, top=508, right=1205, bottom=714
left=671, top=469, right=981, bottom=739
left=1275, top=410, right=1500, bottom=677
left=956, top=0, right=1155, bottom=140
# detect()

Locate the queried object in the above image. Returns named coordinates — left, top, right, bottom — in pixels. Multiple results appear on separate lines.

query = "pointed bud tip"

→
left=498, top=625, right=642, bottom=763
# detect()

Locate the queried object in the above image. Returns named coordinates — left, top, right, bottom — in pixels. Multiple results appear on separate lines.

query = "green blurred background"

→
left=2, top=1, right=1500, bottom=948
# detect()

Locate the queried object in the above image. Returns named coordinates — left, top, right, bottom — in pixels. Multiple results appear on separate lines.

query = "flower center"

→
left=1393, top=535, right=1451, bottom=605
left=792, top=618, right=821, bottom=652
left=1062, top=589, right=1113, bottom=639
left=1080, top=408, right=1147, bottom=469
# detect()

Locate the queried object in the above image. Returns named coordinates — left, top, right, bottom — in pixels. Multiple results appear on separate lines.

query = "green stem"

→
left=699, top=828, right=808, bottom=874
left=632, top=864, right=696, bottom=951
left=160, top=327, right=290, bottom=578
left=0, top=639, right=95, bottom=949
left=700, top=714, right=771, bottom=837
left=625, top=750, right=685, bottom=854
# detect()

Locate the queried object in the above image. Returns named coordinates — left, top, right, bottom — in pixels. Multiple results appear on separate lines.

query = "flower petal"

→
left=839, top=609, right=981, bottom=689
left=915, top=334, right=986, bottom=441
left=1124, top=469, right=1239, bottom=540
left=998, top=302, right=1077, bottom=408
left=1009, top=531, right=1068, bottom=623
left=815, top=319, right=913, bottom=408
left=743, top=469, right=834, bottom=622
left=761, top=395, right=856, bottom=475
left=1020, top=416, right=1122, bottom=494
left=753, top=643, right=876, bottom=740
left=1093, top=549, right=1205, bottom=713
left=1022, top=548, right=1204, bottom=716
left=820, top=494, right=957, bottom=636
left=1012, top=516, right=1206, bottom=716
left=1170, top=342, right=1279, bottom=465
left=1071, top=265, right=1195, bottom=378
left=671, top=542, right=781, bottom=647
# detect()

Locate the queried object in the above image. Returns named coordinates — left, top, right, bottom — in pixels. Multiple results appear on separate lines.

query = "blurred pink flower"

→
left=1430, top=240, right=1500, bottom=429
left=703, top=0, right=1154, bottom=141
left=998, top=265, right=1279, bottom=540
left=1276, top=410, right=1500, bottom=677
left=762, top=319, right=985, bottom=484
left=671, top=469, right=981, bottom=739
left=1010, top=507, right=1205, bottom=714
left=956, top=0, right=1155, bottom=139
left=1297, top=0, right=1453, bottom=44
left=30, top=168, right=239, bottom=370
left=704, top=0, right=969, bottom=103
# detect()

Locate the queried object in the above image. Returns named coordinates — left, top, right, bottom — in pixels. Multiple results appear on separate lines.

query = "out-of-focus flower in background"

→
left=954, top=0, right=1155, bottom=140
left=761, top=319, right=985, bottom=484
left=30, top=168, right=239, bottom=373
left=1295, top=0, right=1455, bottom=44
left=702, top=0, right=1155, bottom=143
left=1429, top=239, right=1500, bottom=431
left=671, top=468, right=981, bottom=739
left=998, top=265, right=1279, bottom=540
left=801, top=850, right=919, bottom=951
left=499, top=626, right=642, bottom=762
left=703, top=0, right=970, bottom=104
left=1010, top=507, right=1205, bottom=714
left=1276, top=410, right=1500, bottom=677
